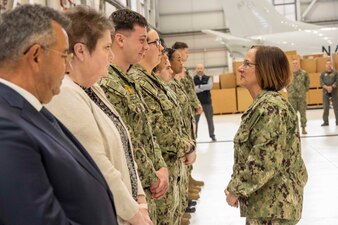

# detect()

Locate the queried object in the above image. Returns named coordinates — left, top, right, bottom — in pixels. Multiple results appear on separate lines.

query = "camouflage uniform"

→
left=227, top=91, right=308, bottom=222
left=320, top=70, right=338, bottom=124
left=129, top=64, right=191, bottom=225
left=246, top=218, right=299, bottom=225
left=286, top=69, right=310, bottom=128
left=180, top=70, right=199, bottom=201
left=181, top=70, right=201, bottom=112
left=169, top=79, right=195, bottom=139
left=99, top=64, right=167, bottom=224
left=169, top=79, right=196, bottom=219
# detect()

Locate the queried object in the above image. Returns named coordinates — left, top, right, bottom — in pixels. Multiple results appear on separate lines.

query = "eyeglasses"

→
left=242, top=60, right=256, bottom=68
left=41, top=46, right=74, bottom=64
left=147, top=39, right=162, bottom=47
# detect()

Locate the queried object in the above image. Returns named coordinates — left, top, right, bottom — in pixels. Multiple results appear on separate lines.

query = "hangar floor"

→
left=191, top=108, right=338, bottom=225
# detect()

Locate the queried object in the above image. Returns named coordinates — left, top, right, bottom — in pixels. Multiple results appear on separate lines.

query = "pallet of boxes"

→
left=301, top=53, right=325, bottom=106
left=210, top=51, right=326, bottom=115
left=210, top=72, right=237, bottom=114
left=280, top=51, right=323, bottom=106
left=272, top=51, right=324, bottom=106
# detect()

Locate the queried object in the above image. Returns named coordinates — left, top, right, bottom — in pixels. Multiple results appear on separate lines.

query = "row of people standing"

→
left=286, top=59, right=338, bottom=133
left=0, top=4, right=201, bottom=225
left=0, top=4, right=311, bottom=225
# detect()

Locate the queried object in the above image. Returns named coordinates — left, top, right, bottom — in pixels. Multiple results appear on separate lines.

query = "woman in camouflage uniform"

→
left=225, top=46, right=308, bottom=225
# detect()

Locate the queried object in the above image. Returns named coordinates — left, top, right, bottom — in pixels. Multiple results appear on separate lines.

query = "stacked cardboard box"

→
left=215, top=51, right=325, bottom=114
left=332, top=53, right=338, bottom=70
left=303, top=53, right=324, bottom=59
left=316, top=57, right=330, bottom=73
left=211, top=89, right=237, bottom=114
left=301, top=58, right=317, bottom=73
left=308, top=89, right=322, bottom=105
left=308, top=73, right=321, bottom=88
left=232, top=60, right=243, bottom=85
left=236, top=87, right=252, bottom=112
left=284, top=50, right=298, bottom=56
left=211, top=72, right=237, bottom=114
left=212, top=82, right=220, bottom=89
left=219, top=73, right=236, bottom=89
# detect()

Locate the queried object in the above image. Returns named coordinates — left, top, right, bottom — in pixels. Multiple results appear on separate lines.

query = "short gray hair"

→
left=0, top=4, right=70, bottom=66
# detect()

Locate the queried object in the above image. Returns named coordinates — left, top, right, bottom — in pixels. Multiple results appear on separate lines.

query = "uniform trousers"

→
left=288, top=97, right=307, bottom=128
left=322, top=89, right=338, bottom=124
left=246, top=218, right=299, bottom=225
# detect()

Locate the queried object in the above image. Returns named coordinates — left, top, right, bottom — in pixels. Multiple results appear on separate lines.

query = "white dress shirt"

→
left=0, top=78, right=42, bottom=111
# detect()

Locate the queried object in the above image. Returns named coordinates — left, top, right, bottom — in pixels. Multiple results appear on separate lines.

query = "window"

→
left=272, top=0, right=296, bottom=21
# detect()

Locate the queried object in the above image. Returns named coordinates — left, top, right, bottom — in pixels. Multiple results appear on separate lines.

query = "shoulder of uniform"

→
left=99, top=77, right=128, bottom=96
left=139, top=79, right=158, bottom=96
left=128, top=71, right=141, bottom=82
left=128, top=66, right=145, bottom=79
left=100, top=76, right=117, bottom=88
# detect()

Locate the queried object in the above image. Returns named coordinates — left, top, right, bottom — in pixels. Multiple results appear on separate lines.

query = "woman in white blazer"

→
left=47, top=6, right=152, bottom=225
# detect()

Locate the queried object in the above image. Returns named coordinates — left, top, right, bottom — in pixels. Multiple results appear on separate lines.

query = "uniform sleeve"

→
left=144, top=96, right=189, bottom=158
left=99, top=78, right=128, bottom=120
left=320, top=73, right=324, bottom=87
left=128, top=128, right=159, bottom=188
left=334, top=72, right=338, bottom=88
left=305, top=72, right=310, bottom=91
left=227, top=107, right=284, bottom=198
left=152, top=139, right=168, bottom=169
left=101, top=76, right=166, bottom=188
left=183, top=74, right=201, bottom=109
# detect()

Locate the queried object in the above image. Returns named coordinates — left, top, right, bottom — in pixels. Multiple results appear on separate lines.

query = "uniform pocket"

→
left=158, top=93, right=173, bottom=111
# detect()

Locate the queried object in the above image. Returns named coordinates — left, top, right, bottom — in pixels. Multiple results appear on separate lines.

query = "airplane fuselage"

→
left=250, top=27, right=338, bottom=56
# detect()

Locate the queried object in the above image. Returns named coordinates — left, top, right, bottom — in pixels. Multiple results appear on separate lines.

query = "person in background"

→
left=320, top=60, right=338, bottom=126
left=225, top=46, right=308, bottom=225
left=99, top=9, right=168, bottom=224
left=46, top=6, right=151, bottom=225
left=0, top=4, right=118, bottom=225
left=193, top=63, right=216, bottom=142
left=286, top=59, right=310, bottom=134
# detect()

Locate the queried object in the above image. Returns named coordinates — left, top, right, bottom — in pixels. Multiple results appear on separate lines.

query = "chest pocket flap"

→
left=101, top=78, right=129, bottom=98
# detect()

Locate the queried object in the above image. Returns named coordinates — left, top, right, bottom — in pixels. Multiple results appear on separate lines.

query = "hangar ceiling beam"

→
left=302, top=0, right=318, bottom=20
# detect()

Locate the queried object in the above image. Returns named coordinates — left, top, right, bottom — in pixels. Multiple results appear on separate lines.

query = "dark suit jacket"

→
left=0, top=83, right=118, bottom=225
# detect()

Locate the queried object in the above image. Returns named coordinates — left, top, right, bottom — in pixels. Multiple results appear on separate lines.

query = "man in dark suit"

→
left=0, top=5, right=118, bottom=225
